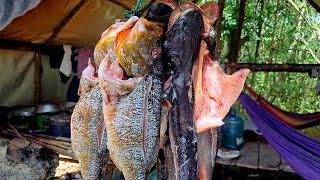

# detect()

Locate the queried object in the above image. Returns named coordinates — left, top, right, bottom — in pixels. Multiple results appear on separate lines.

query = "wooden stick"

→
left=2, top=130, right=76, bottom=159
left=215, top=0, right=225, bottom=56
left=31, top=133, right=71, bottom=142
left=59, top=157, right=79, bottom=163
left=4, top=130, right=71, bottom=149
left=7, top=123, right=28, bottom=143
left=230, top=0, right=246, bottom=63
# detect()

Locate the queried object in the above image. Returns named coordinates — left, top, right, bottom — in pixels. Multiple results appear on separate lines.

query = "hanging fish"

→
left=98, top=53, right=163, bottom=180
left=71, top=59, right=108, bottom=180
left=193, top=50, right=250, bottom=133
left=94, top=16, right=163, bottom=77
left=164, top=2, right=204, bottom=179
left=94, top=16, right=139, bottom=70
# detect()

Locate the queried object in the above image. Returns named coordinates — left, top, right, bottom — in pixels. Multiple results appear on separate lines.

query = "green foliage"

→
left=124, top=0, right=154, bottom=18
left=220, top=0, right=320, bottom=116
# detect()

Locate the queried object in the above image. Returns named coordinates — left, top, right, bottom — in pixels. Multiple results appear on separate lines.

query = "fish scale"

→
left=107, top=76, right=162, bottom=179
left=104, top=70, right=163, bottom=180
left=71, top=78, right=108, bottom=180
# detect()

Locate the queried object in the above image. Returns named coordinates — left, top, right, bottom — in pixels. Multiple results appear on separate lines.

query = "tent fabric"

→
left=0, top=0, right=41, bottom=31
left=0, top=49, right=35, bottom=107
left=0, top=0, right=134, bottom=47
left=239, top=92, right=320, bottom=179
left=41, top=54, right=72, bottom=103
left=0, top=49, right=73, bottom=107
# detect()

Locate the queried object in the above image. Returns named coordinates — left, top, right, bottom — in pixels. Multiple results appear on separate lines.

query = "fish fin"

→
left=160, top=99, right=171, bottom=149
left=97, top=119, right=106, bottom=150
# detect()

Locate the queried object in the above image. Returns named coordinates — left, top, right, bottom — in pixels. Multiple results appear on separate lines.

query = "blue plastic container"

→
left=222, top=108, right=244, bottom=150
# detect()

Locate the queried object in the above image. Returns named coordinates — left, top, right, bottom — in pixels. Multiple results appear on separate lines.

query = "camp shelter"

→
left=0, top=0, right=136, bottom=107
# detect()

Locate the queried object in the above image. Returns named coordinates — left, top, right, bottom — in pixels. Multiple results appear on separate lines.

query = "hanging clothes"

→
left=49, top=45, right=64, bottom=68
left=239, top=93, right=320, bottom=179
left=67, top=75, right=80, bottom=102
left=76, top=48, right=94, bottom=79
left=59, top=45, right=72, bottom=77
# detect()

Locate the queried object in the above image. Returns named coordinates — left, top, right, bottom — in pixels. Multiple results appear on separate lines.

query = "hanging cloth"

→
left=244, top=84, right=320, bottom=129
left=59, top=45, right=72, bottom=77
left=76, top=48, right=94, bottom=79
left=239, top=92, right=320, bottom=179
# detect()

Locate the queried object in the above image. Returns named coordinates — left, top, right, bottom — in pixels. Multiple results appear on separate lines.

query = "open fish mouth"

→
left=95, top=15, right=164, bottom=78
left=98, top=52, right=142, bottom=97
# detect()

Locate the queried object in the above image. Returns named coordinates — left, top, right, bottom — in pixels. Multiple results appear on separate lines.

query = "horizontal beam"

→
left=223, top=63, right=320, bottom=72
left=0, top=38, right=57, bottom=54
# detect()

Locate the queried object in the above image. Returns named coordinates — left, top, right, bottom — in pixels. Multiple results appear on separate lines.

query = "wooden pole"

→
left=215, top=0, right=225, bottom=56
left=230, top=0, right=247, bottom=63
left=0, top=38, right=56, bottom=53
left=34, top=52, right=41, bottom=106
left=254, top=0, right=265, bottom=60
left=223, top=63, right=320, bottom=72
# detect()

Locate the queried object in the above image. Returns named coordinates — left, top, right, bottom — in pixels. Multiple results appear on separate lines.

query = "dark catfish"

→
left=164, top=2, right=204, bottom=179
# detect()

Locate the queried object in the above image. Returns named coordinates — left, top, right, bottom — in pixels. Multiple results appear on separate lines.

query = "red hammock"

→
left=244, top=84, right=320, bottom=129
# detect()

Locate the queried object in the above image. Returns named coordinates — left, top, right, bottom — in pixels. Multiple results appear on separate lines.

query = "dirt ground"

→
left=0, top=137, right=58, bottom=180
left=55, top=155, right=81, bottom=178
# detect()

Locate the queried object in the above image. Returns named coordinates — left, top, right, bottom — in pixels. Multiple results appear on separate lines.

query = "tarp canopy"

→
left=0, top=0, right=137, bottom=107
left=0, top=0, right=137, bottom=47
left=0, top=0, right=318, bottom=47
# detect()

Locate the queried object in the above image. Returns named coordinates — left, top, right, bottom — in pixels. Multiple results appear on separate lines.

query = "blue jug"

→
left=222, top=108, right=244, bottom=149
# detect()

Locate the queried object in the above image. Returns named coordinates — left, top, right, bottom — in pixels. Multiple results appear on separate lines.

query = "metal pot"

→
left=11, top=107, right=35, bottom=117
left=36, top=103, right=62, bottom=114
left=44, top=113, right=71, bottom=137
left=9, top=107, right=35, bottom=130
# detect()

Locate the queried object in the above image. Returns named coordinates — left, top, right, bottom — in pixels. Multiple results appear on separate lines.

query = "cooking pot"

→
left=36, top=103, right=62, bottom=114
